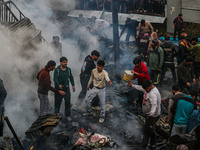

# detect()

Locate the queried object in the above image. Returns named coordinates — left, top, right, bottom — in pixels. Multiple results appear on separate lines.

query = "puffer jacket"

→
left=148, top=46, right=164, bottom=70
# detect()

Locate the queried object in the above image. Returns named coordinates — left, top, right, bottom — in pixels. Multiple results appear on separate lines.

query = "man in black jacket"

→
left=159, top=35, right=177, bottom=86
left=177, top=56, right=196, bottom=93
left=0, top=79, right=7, bottom=136
left=76, top=50, right=100, bottom=105
left=119, top=17, right=138, bottom=44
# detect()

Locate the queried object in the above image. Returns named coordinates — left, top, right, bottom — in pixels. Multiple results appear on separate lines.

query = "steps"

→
left=6, top=17, right=42, bottom=46
left=0, top=1, right=44, bottom=47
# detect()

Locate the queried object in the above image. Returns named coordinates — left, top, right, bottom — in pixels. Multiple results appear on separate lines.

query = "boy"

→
left=85, top=60, right=112, bottom=123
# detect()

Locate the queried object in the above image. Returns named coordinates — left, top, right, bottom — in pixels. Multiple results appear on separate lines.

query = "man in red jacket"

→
left=132, top=57, right=150, bottom=107
left=37, top=60, right=66, bottom=115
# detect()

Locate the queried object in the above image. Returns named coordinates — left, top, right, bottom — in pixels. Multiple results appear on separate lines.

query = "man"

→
left=176, top=35, right=186, bottom=64
left=137, top=19, right=154, bottom=39
left=85, top=60, right=112, bottom=123
left=177, top=56, right=196, bottom=93
left=172, top=14, right=184, bottom=41
left=50, top=36, right=62, bottom=58
left=54, top=57, right=75, bottom=121
left=148, top=39, right=164, bottom=86
left=128, top=79, right=161, bottom=150
left=90, top=16, right=111, bottom=39
left=159, top=35, right=177, bottom=86
left=0, top=79, right=7, bottom=136
left=132, top=57, right=150, bottom=107
left=188, top=37, right=200, bottom=88
left=37, top=60, right=66, bottom=115
left=77, top=50, right=100, bottom=105
left=171, top=90, right=197, bottom=136
left=177, top=37, right=189, bottom=65
left=77, top=14, right=90, bottom=27
left=168, top=85, right=185, bottom=132
left=119, top=17, right=139, bottom=44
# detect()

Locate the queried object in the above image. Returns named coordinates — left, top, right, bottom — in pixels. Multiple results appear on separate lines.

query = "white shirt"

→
left=132, top=85, right=161, bottom=117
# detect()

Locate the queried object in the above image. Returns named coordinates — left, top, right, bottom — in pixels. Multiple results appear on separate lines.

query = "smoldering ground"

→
left=0, top=0, right=144, bottom=149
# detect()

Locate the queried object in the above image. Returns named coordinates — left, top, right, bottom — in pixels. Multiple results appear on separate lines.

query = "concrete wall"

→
left=166, top=0, right=181, bottom=33
left=181, top=0, right=200, bottom=24
left=167, top=0, right=200, bottom=33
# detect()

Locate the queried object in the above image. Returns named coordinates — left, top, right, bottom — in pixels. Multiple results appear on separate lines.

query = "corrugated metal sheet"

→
left=67, top=10, right=166, bottom=25
left=68, top=10, right=103, bottom=19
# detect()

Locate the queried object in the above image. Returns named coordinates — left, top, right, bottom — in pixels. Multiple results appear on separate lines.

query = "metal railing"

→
left=0, top=0, right=25, bottom=22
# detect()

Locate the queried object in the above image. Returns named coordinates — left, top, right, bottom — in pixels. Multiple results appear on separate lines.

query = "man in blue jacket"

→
left=171, top=90, right=197, bottom=136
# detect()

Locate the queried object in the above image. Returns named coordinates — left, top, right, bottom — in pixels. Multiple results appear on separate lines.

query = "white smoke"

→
left=0, top=0, right=104, bottom=137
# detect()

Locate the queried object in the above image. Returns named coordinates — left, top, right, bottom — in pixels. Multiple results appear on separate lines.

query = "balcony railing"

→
left=0, top=0, right=25, bottom=22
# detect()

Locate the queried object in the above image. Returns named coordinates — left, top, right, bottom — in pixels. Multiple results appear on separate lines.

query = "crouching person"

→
left=84, top=60, right=112, bottom=123
left=128, top=79, right=161, bottom=150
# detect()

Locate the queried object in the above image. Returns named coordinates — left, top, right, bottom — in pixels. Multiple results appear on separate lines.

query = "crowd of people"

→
left=0, top=13, right=200, bottom=150
left=75, top=0, right=166, bottom=15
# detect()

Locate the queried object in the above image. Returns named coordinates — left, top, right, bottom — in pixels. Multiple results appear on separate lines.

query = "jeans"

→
left=159, top=63, right=176, bottom=86
left=125, top=29, right=136, bottom=43
left=142, top=116, right=160, bottom=148
left=85, top=87, right=106, bottom=118
left=54, top=87, right=71, bottom=117
left=38, top=93, right=50, bottom=115
left=173, top=27, right=181, bottom=41
left=77, top=73, right=91, bottom=104
left=171, top=124, right=188, bottom=136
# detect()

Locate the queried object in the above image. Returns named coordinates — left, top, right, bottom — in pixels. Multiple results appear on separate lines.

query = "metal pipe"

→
left=4, top=116, right=24, bottom=150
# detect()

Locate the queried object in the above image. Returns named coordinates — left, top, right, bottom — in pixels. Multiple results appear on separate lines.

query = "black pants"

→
left=125, top=29, right=136, bottom=43
left=178, top=80, right=191, bottom=94
left=194, top=61, right=200, bottom=79
left=138, top=82, right=144, bottom=108
left=173, top=27, right=181, bottom=41
left=159, top=63, right=176, bottom=86
left=54, top=87, right=71, bottom=117
left=77, top=74, right=91, bottom=103
left=150, top=69, right=160, bottom=86
left=142, top=116, right=160, bottom=148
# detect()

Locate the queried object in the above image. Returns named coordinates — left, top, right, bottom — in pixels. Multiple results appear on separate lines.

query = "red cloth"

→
left=133, top=62, right=150, bottom=84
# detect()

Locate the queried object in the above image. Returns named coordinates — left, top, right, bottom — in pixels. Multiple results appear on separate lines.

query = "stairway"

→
left=0, top=0, right=44, bottom=47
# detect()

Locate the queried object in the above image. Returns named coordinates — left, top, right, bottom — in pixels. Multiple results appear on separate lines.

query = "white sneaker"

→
left=66, top=117, right=71, bottom=121
left=99, top=118, right=105, bottom=123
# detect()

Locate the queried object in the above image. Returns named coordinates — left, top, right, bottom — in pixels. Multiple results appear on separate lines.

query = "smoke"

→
left=0, top=25, right=57, bottom=137
left=0, top=0, right=105, bottom=138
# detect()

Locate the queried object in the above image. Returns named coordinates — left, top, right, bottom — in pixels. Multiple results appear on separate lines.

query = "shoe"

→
left=99, top=118, right=105, bottom=123
left=66, top=117, right=71, bottom=121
